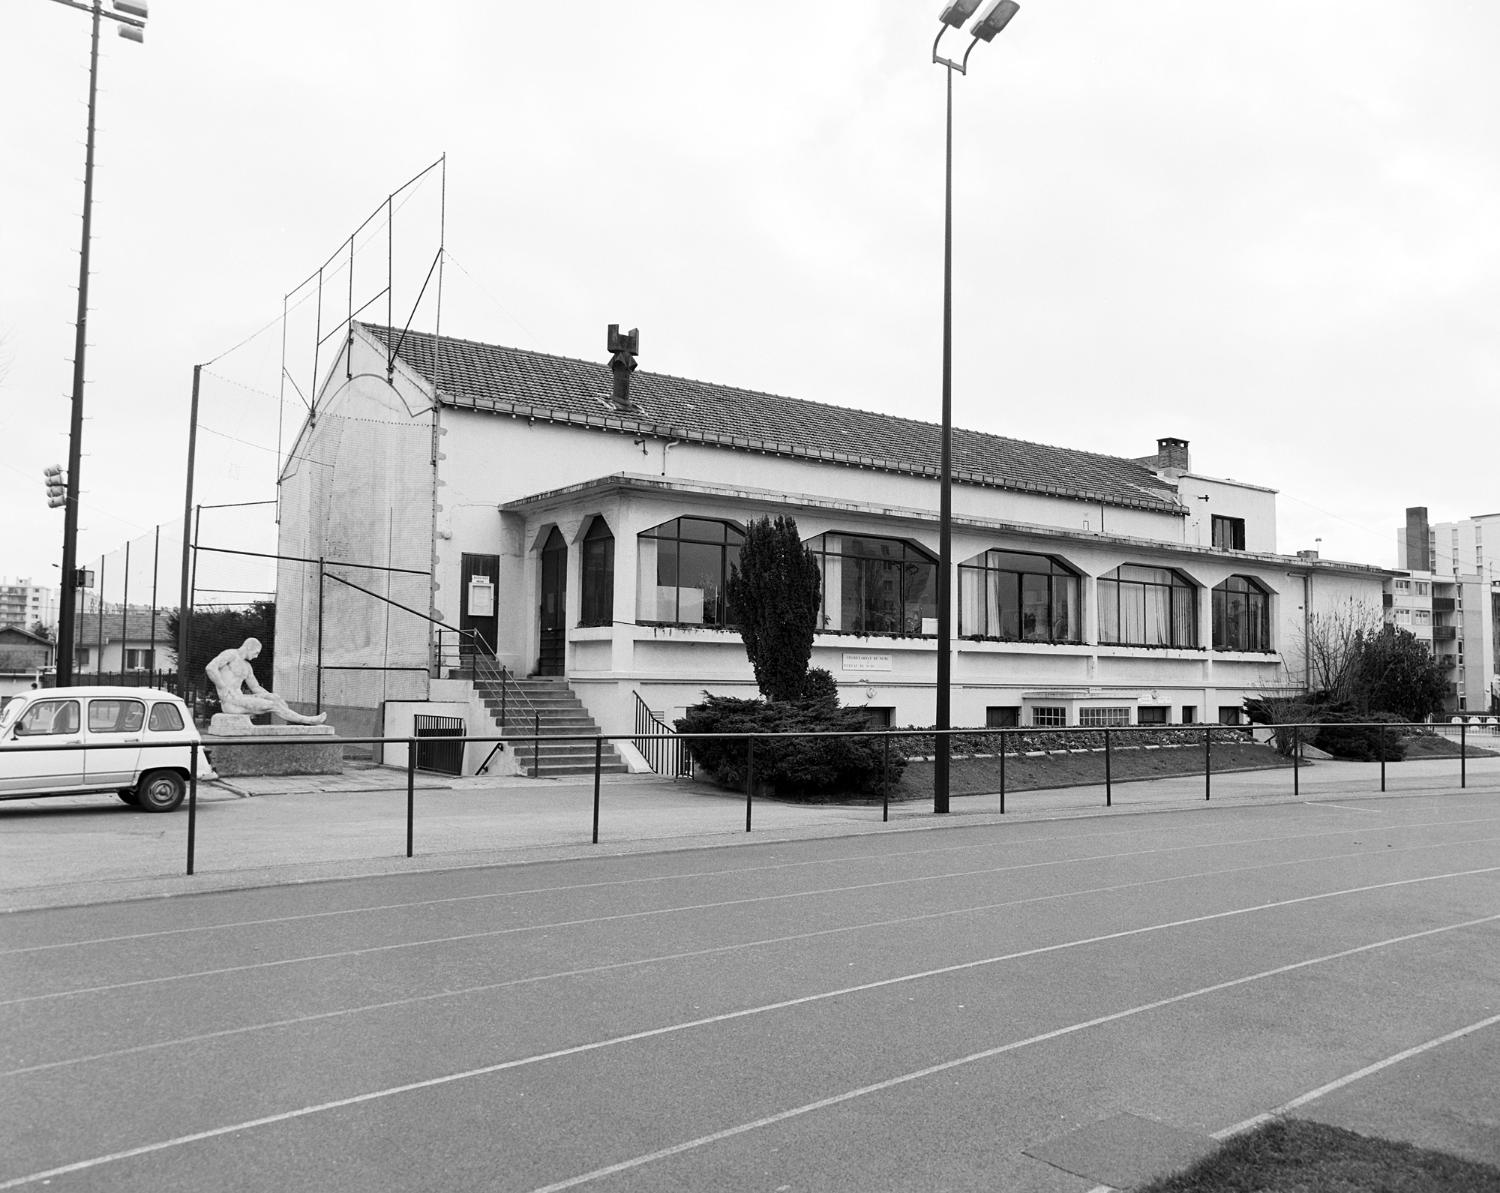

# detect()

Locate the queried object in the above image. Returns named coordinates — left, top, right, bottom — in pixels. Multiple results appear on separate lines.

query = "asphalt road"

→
left=2, top=789, right=1498, bottom=1192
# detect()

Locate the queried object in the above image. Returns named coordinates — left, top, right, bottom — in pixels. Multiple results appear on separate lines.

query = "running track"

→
left=3, top=790, right=1498, bottom=1191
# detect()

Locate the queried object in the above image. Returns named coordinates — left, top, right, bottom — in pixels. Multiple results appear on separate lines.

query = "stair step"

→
left=470, top=675, right=629, bottom=776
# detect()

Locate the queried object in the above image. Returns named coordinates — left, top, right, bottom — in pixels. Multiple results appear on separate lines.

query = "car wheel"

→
left=136, top=770, right=186, bottom=813
left=117, top=788, right=141, bottom=806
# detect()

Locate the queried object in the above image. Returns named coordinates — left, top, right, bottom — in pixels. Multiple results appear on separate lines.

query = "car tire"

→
left=136, top=770, right=186, bottom=813
left=117, top=789, right=141, bottom=806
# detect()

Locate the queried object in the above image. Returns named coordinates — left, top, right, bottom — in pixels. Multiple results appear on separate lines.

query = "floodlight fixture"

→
left=971, top=0, right=1020, bottom=42
left=937, top=0, right=983, bottom=28
left=113, top=0, right=148, bottom=16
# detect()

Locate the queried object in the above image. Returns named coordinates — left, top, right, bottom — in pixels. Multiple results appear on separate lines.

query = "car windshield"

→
left=0, top=698, right=20, bottom=733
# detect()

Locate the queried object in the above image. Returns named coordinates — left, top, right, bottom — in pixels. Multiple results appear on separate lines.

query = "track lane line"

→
left=7, top=807, right=1498, bottom=955
left=8, top=828, right=1499, bottom=1007
left=5, top=908, right=1494, bottom=1193
left=9, top=837, right=1487, bottom=1077
left=1212, top=1012, right=1500, bottom=1139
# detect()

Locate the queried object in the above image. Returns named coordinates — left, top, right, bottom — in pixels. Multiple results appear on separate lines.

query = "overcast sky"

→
left=4, top=1, right=1497, bottom=602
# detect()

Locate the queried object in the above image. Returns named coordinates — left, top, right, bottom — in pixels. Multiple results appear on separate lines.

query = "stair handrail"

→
left=466, top=649, right=538, bottom=731
left=632, top=691, right=692, bottom=778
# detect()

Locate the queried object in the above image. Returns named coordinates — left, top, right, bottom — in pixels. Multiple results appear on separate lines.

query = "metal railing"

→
left=3, top=719, right=1492, bottom=879
left=632, top=692, right=692, bottom=778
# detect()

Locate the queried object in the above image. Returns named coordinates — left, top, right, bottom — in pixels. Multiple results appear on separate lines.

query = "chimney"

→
left=1404, top=506, right=1429, bottom=572
left=607, top=324, right=640, bottom=412
left=1155, top=436, right=1190, bottom=475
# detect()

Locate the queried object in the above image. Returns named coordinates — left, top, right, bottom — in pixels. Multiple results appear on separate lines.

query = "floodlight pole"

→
left=931, top=1, right=1018, bottom=814
left=46, top=0, right=147, bottom=685
left=55, top=1, right=102, bottom=687
left=177, top=363, right=202, bottom=699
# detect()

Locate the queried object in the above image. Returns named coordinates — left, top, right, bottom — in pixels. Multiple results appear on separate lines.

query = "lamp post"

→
left=45, top=0, right=148, bottom=687
left=932, top=0, right=1019, bottom=814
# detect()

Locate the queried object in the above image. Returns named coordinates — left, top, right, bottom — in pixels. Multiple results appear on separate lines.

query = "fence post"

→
left=882, top=731, right=890, bottom=823
left=186, top=741, right=199, bottom=876
left=1293, top=725, right=1300, bottom=797
left=999, top=729, right=1006, bottom=815
left=1204, top=725, right=1212, bottom=801
left=1104, top=727, right=1112, bottom=807
left=406, top=738, right=416, bottom=858
left=315, top=557, right=325, bottom=715
left=1461, top=718, right=1467, bottom=789
left=592, top=736, right=602, bottom=845
left=1380, top=725, right=1387, bottom=793
left=532, top=711, right=540, bottom=780
left=745, top=737, right=755, bottom=833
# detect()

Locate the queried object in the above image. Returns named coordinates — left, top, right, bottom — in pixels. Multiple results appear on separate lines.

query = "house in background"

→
left=271, top=322, right=1396, bottom=766
left=0, top=625, right=55, bottom=701
left=71, top=609, right=176, bottom=686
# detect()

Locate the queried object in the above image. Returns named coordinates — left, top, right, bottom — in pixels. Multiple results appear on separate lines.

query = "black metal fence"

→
left=3, top=720, right=1494, bottom=879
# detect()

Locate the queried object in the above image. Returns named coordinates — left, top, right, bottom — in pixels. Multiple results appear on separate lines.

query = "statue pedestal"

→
left=204, top=716, right=343, bottom=777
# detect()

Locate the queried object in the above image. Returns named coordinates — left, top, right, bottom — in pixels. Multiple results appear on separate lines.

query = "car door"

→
left=83, top=697, right=146, bottom=791
left=0, top=698, right=85, bottom=795
left=140, top=699, right=195, bottom=778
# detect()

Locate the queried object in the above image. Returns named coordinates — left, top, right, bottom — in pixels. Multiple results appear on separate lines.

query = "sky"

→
left=3, top=0, right=1497, bottom=608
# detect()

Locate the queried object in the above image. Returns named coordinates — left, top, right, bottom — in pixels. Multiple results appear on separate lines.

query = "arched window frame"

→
left=636, top=517, right=744, bottom=627
left=579, top=517, right=615, bottom=627
left=1212, top=575, right=1272, bottom=652
left=806, top=532, right=937, bottom=636
left=1098, top=564, right=1198, bottom=648
left=957, top=549, right=1081, bottom=643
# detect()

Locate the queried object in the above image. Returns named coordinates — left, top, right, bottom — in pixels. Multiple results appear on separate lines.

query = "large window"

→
left=1098, top=565, right=1197, bottom=647
left=580, top=518, right=615, bottom=627
left=958, top=549, right=1079, bottom=642
left=1212, top=575, right=1271, bottom=652
left=636, top=517, right=743, bottom=626
left=807, top=533, right=936, bottom=635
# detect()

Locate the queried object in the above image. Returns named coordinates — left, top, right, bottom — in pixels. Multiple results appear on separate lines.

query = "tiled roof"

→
left=75, top=611, right=172, bottom=645
left=361, top=324, right=1184, bottom=514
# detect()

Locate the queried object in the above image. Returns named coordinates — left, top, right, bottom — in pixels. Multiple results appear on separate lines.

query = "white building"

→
left=272, top=323, right=1395, bottom=751
left=0, top=577, right=56, bottom=633
left=1394, top=507, right=1500, bottom=715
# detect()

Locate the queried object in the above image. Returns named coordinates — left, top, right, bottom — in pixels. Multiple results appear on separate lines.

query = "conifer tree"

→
left=724, top=515, right=821, bottom=702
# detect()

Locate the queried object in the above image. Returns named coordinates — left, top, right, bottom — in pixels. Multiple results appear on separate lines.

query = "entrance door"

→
left=460, top=553, right=500, bottom=658
left=538, top=528, right=567, bottom=676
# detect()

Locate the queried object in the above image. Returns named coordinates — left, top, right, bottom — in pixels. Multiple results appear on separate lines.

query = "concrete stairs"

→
left=474, top=675, right=628, bottom=777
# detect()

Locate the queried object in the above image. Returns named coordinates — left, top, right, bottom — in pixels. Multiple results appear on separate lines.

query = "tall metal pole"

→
left=176, top=365, right=202, bottom=699
left=57, top=0, right=104, bottom=688
left=120, top=539, right=130, bottom=678
left=934, top=62, right=956, bottom=815
left=149, top=524, right=160, bottom=683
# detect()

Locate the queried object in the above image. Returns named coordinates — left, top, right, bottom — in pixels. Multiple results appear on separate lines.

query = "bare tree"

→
left=1297, top=598, right=1385, bottom=702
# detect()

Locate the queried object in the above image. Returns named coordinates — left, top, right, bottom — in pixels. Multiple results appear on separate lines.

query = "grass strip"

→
left=1135, top=1117, right=1500, bottom=1192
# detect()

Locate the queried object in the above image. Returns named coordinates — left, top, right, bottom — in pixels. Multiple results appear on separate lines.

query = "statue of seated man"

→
left=205, top=637, right=327, bottom=725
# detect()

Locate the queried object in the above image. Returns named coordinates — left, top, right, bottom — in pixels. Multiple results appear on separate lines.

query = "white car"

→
left=0, top=686, right=215, bottom=812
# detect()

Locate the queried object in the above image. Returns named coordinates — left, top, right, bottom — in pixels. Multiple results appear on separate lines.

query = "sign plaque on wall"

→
left=467, top=575, right=495, bottom=618
left=842, top=653, right=892, bottom=673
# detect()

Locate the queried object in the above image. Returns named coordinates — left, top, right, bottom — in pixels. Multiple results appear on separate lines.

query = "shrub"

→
left=1312, top=706, right=1408, bottom=761
left=676, top=693, right=905, bottom=798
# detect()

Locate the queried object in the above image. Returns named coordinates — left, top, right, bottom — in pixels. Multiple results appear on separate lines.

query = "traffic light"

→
left=43, top=465, right=68, bottom=509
